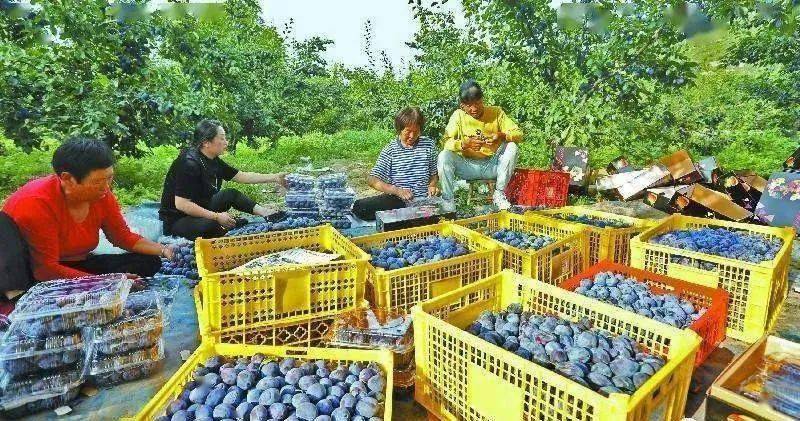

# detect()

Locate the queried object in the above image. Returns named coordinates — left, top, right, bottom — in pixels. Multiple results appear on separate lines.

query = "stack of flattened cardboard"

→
left=596, top=149, right=768, bottom=222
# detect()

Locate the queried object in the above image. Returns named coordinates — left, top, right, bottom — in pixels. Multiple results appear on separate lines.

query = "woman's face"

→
left=202, top=126, right=228, bottom=157
left=61, top=167, right=115, bottom=203
left=461, top=99, right=485, bottom=119
left=399, top=124, right=421, bottom=146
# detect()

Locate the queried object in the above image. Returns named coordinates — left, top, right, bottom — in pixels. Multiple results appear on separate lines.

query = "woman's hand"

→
left=428, top=185, right=440, bottom=197
left=161, top=244, right=176, bottom=261
left=215, top=212, right=237, bottom=229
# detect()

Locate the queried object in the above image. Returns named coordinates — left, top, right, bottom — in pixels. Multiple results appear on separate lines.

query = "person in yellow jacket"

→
left=438, top=80, right=523, bottom=209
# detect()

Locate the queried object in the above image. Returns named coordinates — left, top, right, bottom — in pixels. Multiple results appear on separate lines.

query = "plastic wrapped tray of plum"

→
left=86, top=291, right=165, bottom=357
left=0, top=383, right=81, bottom=419
left=0, top=324, right=85, bottom=380
left=318, top=172, right=348, bottom=190
left=0, top=363, right=85, bottom=416
left=285, top=191, right=320, bottom=210
left=11, top=274, right=132, bottom=337
left=88, top=353, right=165, bottom=387
left=285, top=173, right=316, bottom=191
left=137, top=275, right=184, bottom=308
left=89, top=339, right=164, bottom=377
left=321, top=188, right=357, bottom=211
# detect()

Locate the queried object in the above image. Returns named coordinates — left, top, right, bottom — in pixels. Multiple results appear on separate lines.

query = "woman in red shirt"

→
left=3, top=138, right=171, bottom=283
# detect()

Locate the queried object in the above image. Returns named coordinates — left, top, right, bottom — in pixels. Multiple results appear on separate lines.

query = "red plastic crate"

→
left=560, top=261, right=728, bottom=367
left=505, top=168, right=570, bottom=208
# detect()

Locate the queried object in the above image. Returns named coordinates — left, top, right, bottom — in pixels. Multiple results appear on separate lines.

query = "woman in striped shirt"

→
left=352, top=107, right=440, bottom=220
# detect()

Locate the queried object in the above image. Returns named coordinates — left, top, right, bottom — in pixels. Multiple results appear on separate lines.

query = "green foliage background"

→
left=1, top=0, right=798, bottom=205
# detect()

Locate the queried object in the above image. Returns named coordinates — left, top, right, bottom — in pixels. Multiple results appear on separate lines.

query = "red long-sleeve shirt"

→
left=2, top=175, right=143, bottom=281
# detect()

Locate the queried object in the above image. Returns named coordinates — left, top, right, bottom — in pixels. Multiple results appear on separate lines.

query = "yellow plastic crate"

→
left=536, top=206, right=655, bottom=265
left=131, top=341, right=394, bottom=420
left=630, top=215, right=795, bottom=343
left=412, top=270, right=701, bottom=421
left=350, top=222, right=502, bottom=313
left=454, top=211, right=588, bottom=284
left=195, top=225, right=369, bottom=334
left=194, top=286, right=344, bottom=347
left=195, top=225, right=369, bottom=276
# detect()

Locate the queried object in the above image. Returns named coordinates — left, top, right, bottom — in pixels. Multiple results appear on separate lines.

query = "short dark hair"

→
left=459, top=79, right=483, bottom=103
left=394, top=107, right=425, bottom=134
left=52, top=137, right=115, bottom=182
left=194, top=119, right=224, bottom=147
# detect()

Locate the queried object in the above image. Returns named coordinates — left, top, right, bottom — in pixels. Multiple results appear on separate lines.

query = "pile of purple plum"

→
left=466, top=304, right=666, bottom=395
left=159, top=243, right=200, bottom=281
left=226, top=217, right=324, bottom=237
left=158, top=354, right=387, bottom=421
left=573, top=272, right=706, bottom=329
left=368, top=236, right=470, bottom=270
left=557, top=214, right=631, bottom=229
left=490, top=229, right=555, bottom=251
left=651, top=228, right=783, bottom=263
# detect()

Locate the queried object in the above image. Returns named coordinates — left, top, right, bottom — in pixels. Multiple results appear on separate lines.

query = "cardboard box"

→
left=552, top=147, right=589, bottom=187
left=672, top=184, right=753, bottom=222
left=616, top=164, right=672, bottom=200
left=644, top=186, right=689, bottom=213
left=709, top=335, right=800, bottom=421
left=721, top=171, right=767, bottom=212
left=606, top=156, right=635, bottom=174
left=596, top=169, right=646, bottom=192
left=754, top=171, right=800, bottom=230
left=375, top=203, right=457, bottom=232
left=659, top=150, right=703, bottom=185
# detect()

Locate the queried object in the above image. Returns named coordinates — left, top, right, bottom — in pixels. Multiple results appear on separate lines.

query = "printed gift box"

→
left=719, top=171, right=766, bottom=212
left=644, top=186, right=689, bottom=213
left=755, top=171, right=800, bottom=230
left=552, top=146, right=589, bottom=187
left=782, top=147, right=800, bottom=170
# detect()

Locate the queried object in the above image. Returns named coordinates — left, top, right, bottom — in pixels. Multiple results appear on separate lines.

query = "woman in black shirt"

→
left=160, top=119, right=286, bottom=240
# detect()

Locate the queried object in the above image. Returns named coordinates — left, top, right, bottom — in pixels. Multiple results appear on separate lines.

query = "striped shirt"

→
left=370, top=136, right=438, bottom=199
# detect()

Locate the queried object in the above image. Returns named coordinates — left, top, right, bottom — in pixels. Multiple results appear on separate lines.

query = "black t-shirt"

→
left=159, top=148, right=239, bottom=227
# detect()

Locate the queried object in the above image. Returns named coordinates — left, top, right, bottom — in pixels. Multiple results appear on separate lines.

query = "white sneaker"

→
left=493, top=191, right=511, bottom=210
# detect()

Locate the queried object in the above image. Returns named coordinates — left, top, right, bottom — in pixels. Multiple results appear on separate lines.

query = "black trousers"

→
left=165, top=188, right=257, bottom=240
left=63, top=253, right=161, bottom=278
left=352, top=194, right=407, bottom=221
